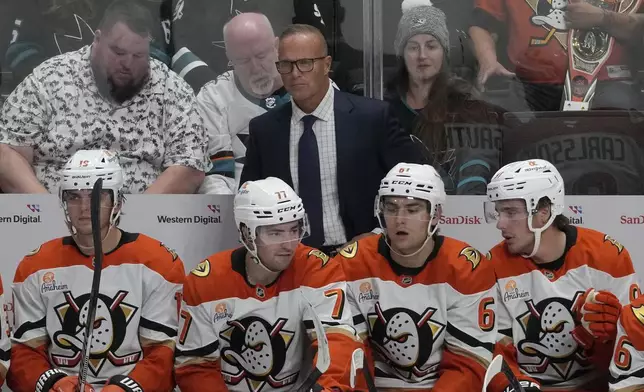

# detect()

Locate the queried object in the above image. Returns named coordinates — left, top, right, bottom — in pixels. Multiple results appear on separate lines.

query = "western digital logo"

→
left=567, top=205, right=583, bottom=225
left=157, top=205, right=221, bottom=225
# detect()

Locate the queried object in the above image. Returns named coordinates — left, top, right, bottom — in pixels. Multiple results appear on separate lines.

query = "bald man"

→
left=196, top=13, right=291, bottom=194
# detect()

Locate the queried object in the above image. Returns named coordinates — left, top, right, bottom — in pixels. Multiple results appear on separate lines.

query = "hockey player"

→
left=336, top=162, right=498, bottom=390
left=609, top=295, right=644, bottom=391
left=174, top=177, right=364, bottom=391
left=484, top=159, right=640, bottom=392
left=7, top=149, right=185, bottom=392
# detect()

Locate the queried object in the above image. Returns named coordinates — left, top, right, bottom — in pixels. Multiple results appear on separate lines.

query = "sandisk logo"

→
left=439, top=216, right=482, bottom=225
left=27, top=204, right=40, bottom=212
left=620, top=215, right=644, bottom=224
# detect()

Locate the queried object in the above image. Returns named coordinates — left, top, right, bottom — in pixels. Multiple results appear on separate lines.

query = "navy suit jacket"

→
left=240, top=90, right=423, bottom=243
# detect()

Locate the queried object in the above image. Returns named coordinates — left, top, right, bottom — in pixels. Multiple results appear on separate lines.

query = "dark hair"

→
left=536, top=197, right=569, bottom=230
left=279, top=24, right=328, bottom=56
left=98, top=0, right=154, bottom=37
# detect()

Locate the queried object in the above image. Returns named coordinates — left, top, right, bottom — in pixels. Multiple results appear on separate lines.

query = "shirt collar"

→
left=291, top=81, right=334, bottom=123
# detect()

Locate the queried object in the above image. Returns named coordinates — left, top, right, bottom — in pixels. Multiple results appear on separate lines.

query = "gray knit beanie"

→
left=394, top=0, right=450, bottom=58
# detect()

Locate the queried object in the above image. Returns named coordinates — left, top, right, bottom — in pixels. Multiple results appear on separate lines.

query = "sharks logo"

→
left=53, top=14, right=95, bottom=55
left=51, top=291, right=141, bottom=375
left=459, top=246, right=482, bottom=270
left=219, top=316, right=298, bottom=391
left=516, top=293, right=593, bottom=381
left=368, top=302, right=445, bottom=382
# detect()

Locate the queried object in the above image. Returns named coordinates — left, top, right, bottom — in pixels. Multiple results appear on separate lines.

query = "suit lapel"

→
left=273, top=104, right=295, bottom=186
left=334, top=91, right=356, bottom=185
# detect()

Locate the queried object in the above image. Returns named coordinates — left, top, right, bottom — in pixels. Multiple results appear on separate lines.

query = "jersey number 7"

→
left=324, top=289, right=345, bottom=320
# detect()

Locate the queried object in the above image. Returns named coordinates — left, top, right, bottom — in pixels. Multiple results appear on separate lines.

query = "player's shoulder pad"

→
left=443, top=237, right=486, bottom=272
left=602, top=233, right=626, bottom=255
left=307, top=249, right=330, bottom=268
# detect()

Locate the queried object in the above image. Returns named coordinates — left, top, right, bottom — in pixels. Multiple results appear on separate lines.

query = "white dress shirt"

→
left=289, top=82, right=347, bottom=246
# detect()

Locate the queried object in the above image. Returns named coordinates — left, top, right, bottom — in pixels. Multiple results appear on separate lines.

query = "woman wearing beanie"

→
left=386, top=0, right=505, bottom=195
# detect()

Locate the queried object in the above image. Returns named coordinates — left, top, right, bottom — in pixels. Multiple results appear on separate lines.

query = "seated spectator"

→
left=0, top=0, right=207, bottom=194
left=386, top=0, right=504, bottom=195
left=197, top=12, right=291, bottom=194
left=241, top=23, right=423, bottom=256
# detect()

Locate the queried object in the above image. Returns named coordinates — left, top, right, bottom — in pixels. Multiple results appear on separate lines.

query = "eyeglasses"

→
left=275, top=57, right=326, bottom=74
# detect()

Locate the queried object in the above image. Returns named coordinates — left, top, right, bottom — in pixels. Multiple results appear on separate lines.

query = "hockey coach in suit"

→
left=240, top=23, right=423, bottom=256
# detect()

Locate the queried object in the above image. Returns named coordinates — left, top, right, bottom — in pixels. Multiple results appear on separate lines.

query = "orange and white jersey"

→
left=8, top=232, right=185, bottom=392
left=609, top=296, right=644, bottom=392
left=491, top=225, right=640, bottom=392
left=174, top=244, right=363, bottom=392
left=337, top=234, right=498, bottom=391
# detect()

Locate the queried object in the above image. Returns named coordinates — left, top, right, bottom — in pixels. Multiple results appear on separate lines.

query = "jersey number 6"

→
left=478, top=297, right=495, bottom=332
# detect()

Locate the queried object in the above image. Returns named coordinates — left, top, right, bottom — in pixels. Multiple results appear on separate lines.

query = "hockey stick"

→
left=298, top=298, right=331, bottom=392
left=350, top=348, right=377, bottom=392
left=482, top=354, right=525, bottom=392
left=77, top=178, right=105, bottom=391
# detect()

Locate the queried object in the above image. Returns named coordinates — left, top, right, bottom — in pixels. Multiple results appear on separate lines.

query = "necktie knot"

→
left=302, top=115, right=317, bottom=130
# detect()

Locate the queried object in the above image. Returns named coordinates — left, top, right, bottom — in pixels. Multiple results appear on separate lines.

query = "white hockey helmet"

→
left=375, top=163, right=446, bottom=236
left=59, top=149, right=124, bottom=228
left=485, top=159, right=565, bottom=256
left=234, top=178, right=309, bottom=268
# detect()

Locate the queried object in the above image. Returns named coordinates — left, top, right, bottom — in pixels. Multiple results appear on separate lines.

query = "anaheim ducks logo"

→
left=220, top=316, right=298, bottom=391
left=51, top=291, right=140, bottom=376
left=459, top=246, right=482, bottom=270
left=604, top=235, right=624, bottom=254
left=160, top=243, right=178, bottom=261
left=516, top=292, right=592, bottom=380
left=368, top=302, right=445, bottom=382
left=308, top=249, right=329, bottom=267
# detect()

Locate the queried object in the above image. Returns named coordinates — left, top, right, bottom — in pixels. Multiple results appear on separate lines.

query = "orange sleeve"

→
left=488, top=342, right=540, bottom=392
left=312, top=332, right=364, bottom=391
left=126, top=344, right=175, bottom=391
left=7, top=343, right=52, bottom=392
left=174, top=361, right=229, bottom=391
left=432, top=348, right=486, bottom=392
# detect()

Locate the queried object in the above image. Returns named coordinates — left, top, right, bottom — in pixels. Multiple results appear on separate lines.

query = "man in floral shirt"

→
left=0, top=0, right=208, bottom=194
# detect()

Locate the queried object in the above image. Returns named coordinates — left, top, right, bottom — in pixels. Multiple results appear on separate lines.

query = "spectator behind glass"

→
left=0, top=0, right=207, bottom=194
left=241, top=24, right=423, bottom=256
left=469, top=0, right=644, bottom=111
left=197, top=12, right=292, bottom=194
left=386, top=0, right=504, bottom=195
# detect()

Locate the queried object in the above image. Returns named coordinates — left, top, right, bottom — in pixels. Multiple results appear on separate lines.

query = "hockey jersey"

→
left=489, top=225, right=640, bottom=392
left=197, top=70, right=291, bottom=194
left=471, top=0, right=635, bottom=84
left=609, top=296, right=644, bottom=391
left=174, top=244, right=363, bottom=391
left=337, top=234, right=497, bottom=390
left=7, top=231, right=185, bottom=392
